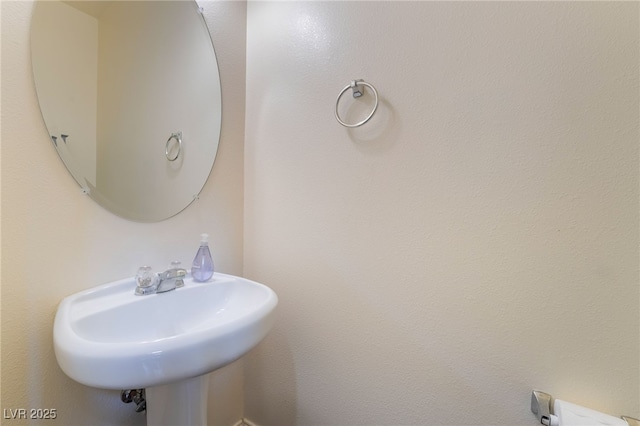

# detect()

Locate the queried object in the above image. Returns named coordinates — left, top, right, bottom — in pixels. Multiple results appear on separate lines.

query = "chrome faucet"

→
left=134, top=265, right=187, bottom=296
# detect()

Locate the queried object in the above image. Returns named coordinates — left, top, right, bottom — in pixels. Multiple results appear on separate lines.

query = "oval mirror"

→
left=30, top=0, right=222, bottom=222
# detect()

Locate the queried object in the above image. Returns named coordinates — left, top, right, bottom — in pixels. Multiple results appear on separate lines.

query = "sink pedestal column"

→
left=146, top=374, right=210, bottom=426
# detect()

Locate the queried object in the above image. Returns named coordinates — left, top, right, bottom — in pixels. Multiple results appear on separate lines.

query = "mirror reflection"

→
left=31, top=0, right=222, bottom=222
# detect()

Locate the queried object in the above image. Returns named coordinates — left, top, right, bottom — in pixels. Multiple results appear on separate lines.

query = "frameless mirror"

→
left=31, top=0, right=222, bottom=222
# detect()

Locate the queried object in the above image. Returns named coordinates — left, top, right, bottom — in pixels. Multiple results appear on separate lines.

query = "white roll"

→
left=554, top=399, right=627, bottom=426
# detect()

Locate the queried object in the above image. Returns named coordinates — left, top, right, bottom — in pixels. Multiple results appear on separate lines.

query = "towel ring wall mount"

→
left=165, top=132, right=182, bottom=161
left=335, top=79, right=379, bottom=128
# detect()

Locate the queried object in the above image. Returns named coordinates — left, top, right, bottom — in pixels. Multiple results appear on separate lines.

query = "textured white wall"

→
left=243, top=2, right=639, bottom=425
left=1, top=1, right=246, bottom=425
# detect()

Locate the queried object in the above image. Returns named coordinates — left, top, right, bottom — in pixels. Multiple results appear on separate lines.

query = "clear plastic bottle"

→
left=191, top=233, right=214, bottom=282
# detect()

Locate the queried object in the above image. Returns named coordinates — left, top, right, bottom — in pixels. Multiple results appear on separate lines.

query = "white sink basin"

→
left=54, top=273, right=277, bottom=390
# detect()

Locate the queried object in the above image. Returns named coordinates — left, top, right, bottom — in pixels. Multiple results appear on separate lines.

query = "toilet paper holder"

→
left=531, top=390, right=640, bottom=426
left=531, top=391, right=554, bottom=426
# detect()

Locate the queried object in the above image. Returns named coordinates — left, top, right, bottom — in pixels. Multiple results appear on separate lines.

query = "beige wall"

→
left=1, top=1, right=246, bottom=425
left=243, top=1, right=639, bottom=425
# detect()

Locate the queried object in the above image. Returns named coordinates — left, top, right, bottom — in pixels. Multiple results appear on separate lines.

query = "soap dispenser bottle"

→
left=191, top=233, right=214, bottom=282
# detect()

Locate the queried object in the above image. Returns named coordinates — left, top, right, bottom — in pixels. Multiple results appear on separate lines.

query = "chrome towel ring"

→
left=165, top=132, right=182, bottom=161
left=335, top=79, right=379, bottom=128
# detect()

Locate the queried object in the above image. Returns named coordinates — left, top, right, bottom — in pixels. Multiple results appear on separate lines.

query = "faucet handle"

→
left=135, top=266, right=160, bottom=295
left=136, top=266, right=158, bottom=288
left=168, top=261, right=185, bottom=288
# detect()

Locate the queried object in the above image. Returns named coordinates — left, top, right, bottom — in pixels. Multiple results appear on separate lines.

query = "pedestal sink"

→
left=53, top=273, right=277, bottom=425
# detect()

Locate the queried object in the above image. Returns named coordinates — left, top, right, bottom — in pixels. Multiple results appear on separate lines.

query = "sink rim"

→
left=54, top=272, right=277, bottom=389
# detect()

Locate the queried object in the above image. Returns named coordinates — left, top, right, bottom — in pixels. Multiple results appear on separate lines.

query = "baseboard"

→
left=233, top=419, right=260, bottom=426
